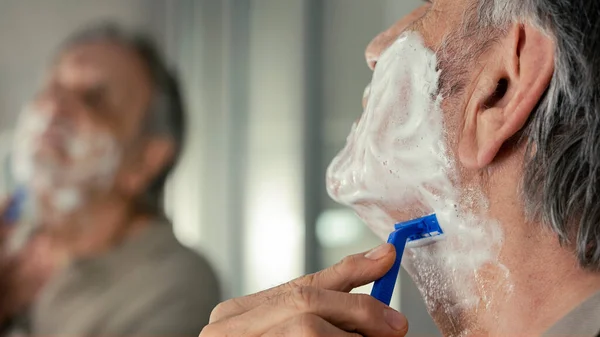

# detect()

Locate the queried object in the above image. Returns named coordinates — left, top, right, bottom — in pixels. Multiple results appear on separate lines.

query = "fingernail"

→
left=384, top=308, right=407, bottom=332
left=365, top=244, right=390, bottom=260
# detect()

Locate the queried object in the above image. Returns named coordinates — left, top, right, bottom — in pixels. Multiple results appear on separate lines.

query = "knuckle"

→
left=354, top=294, right=380, bottom=321
left=342, top=254, right=360, bottom=267
left=298, top=272, right=316, bottom=287
left=333, top=254, right=358, bottom=277
left=286, top=273, right=316, bottom=291
left=198, top=323, right=219, bottom=337
left=199, top=319, right=245, bottom=337
left=330, top=261, right=345, bottom=280
left=339, top=254, right=358, bottom=269
left=208, top=303, right=225, bottom=323
left=295, top=313, right=321, bottom=337
left=285, top=278, right=305, bottom=292
left=208, top=301, right=233, bottom=323
left=289, top=285, right=317, bottom=312
left=223, top=317, right=248, bottom=336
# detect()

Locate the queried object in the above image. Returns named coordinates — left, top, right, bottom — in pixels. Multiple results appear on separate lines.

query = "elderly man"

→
left=0, top=24, right=220, bottom=336
left=201, top=1, right=600, bottom=336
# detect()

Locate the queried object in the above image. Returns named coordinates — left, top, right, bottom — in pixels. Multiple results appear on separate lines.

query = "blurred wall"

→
left=0, top=0, right=165, bottom=128
left=163, top=0, right=308, bottom=300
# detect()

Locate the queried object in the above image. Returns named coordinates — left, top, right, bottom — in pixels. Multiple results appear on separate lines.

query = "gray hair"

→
left=60, top=23, right=186, bottom=214
left=454, top=0, right=600, bottom=270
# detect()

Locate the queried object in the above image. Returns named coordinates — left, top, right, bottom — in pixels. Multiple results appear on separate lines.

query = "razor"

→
left=370, top=214, right=444, bottom=305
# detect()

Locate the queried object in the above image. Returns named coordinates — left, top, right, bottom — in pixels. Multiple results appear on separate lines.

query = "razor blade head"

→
left=395, top=213, right=444, bottom=247
left=405, top=233, right=445, bottom=248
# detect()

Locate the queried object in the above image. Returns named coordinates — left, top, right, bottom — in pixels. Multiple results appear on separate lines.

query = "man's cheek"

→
left=437, top=99, right=468, bottom=163
left=327, top=31, right=450, bottom=232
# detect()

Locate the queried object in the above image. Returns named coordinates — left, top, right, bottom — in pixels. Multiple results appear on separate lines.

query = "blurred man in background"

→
left=0, top=23, right=220, bottom=336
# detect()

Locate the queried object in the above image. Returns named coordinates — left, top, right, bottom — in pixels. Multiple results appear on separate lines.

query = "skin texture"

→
left=0, top=41, right=175, bottom=322
left=206, top=0, right=600, bottom=336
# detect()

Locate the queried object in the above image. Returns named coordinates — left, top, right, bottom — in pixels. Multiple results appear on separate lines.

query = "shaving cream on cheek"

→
left=327, top=31, right=454, bottom=238
left=12, top=106, right=122, bottom=214
left=326, top=31, right=511, bottom=322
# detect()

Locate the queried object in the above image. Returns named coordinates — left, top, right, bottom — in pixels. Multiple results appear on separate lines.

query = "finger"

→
left=211, top=286, right=408, bottom=337
left=308, top=243, right=396, bottom=291
left=210, top=244, right=396, bottom=323
left=262, top=314, right=362, bottom=337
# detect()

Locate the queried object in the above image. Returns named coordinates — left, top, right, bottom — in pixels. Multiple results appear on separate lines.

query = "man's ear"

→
left=458, top=24, right=555, bottom=169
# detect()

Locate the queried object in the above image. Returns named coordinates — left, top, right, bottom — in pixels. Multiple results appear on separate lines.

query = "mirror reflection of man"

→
left=0, top=24, right=220, bottom=336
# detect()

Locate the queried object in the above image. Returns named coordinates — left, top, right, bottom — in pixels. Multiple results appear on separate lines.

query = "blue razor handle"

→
left=370, top=214, right=442, bottom=306
left=3, top=187, right=26, bottom=224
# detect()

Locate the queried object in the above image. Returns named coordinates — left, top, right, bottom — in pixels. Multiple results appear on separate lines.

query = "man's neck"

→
left=486, top=224, right=600, bottom=336
left=430, top=158, right=600, bottom=337
left=43, top=196, right=153, bottom=259
left=428, top=214, right=600, bottom=337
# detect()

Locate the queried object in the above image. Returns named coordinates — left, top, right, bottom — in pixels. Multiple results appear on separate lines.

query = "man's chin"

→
left=388, top=207, right=435, bottom=223
left=362, top=204, right=434, bottom=223
left=352, top=202, right=433, bottom=240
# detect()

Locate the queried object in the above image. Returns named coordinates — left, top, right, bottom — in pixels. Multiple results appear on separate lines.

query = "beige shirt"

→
left=31, top=221, right=220, bottom=336
left=544, top=291, right=600, bottom=337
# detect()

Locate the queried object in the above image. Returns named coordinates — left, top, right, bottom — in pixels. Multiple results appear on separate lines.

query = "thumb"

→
left=303, top=243, right=396, bottom=292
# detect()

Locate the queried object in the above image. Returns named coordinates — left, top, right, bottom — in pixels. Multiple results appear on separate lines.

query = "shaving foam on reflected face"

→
left=326, top=31, right=511, bottom=327
left=12, top=105, right=121, bottom=214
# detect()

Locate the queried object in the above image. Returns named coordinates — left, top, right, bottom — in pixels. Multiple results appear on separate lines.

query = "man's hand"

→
left=200, top=244, right=408, bottom=337
left=0, top=234, right=57, bottom=319
left=0, top=197, right=58, bottom=321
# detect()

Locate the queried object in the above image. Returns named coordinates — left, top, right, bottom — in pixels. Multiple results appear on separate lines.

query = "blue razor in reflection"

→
left=370, top=214, right=444, bottom=306
left=3, top=186, right=27, bottom=224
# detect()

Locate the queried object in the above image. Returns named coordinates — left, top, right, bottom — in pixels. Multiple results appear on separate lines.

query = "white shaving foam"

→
left=12, top=105, right=121, bottom=214
left=326, top=31, right=511, bottom=331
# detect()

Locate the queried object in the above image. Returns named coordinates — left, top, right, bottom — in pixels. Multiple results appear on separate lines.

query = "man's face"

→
left=329, top=0, right=480, bottom=234
left=13, top=41, right=153, bottom=214
left=327, top=0, right=517, bottom=331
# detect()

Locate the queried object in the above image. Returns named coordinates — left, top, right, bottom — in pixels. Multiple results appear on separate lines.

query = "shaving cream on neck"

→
left=326, top=31, right=511, bottom=333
